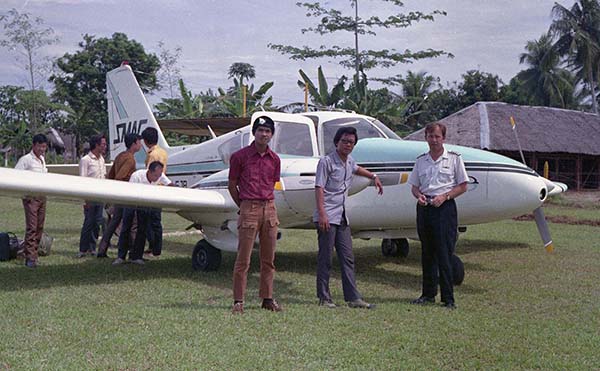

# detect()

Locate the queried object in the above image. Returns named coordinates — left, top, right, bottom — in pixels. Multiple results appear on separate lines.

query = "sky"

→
left=0, top=0, right=575, bottom=106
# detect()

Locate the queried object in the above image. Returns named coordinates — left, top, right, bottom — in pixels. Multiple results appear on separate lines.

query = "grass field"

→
left=0, top=195, right=599, bottom=369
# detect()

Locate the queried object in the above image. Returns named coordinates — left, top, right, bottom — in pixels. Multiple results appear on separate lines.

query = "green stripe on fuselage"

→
left=352, top=138, right=527, bottom=168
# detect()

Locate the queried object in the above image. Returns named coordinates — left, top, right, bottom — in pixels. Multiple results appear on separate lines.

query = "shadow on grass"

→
left=0, top=237, right=523, bottom=297
left=458, top=239, right=530, bottom=255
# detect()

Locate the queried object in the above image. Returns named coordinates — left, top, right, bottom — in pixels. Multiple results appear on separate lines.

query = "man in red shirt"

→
left=228, top=116, right=281, bottom=314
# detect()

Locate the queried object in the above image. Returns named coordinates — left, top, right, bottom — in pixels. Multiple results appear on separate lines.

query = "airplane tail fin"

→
left=106, top=63, right=170, bottom=161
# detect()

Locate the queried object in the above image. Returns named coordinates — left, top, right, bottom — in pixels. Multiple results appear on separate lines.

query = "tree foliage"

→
left=0, top=8, right=59, bottom=91
left=228, top=62, right=256, bottom=88
left=297, top=66, right=347, bottom=107
left=514, top=32, right=579, bottom=108
left=550, top=0, right=600, bottom=113
left=0, top=85, right=69, bottom=159
left=156, top=41, right=183, bottom=99
left=269, top=0, right=452, bottom=78
left=50, top=32, right=160, bottom=151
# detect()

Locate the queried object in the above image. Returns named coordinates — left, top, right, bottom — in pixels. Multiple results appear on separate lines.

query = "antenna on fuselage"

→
left=509, top=116, right=527, bottom=165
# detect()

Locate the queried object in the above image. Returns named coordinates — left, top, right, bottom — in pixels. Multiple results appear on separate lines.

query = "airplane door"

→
left=249, top=112, right=318, bottom=157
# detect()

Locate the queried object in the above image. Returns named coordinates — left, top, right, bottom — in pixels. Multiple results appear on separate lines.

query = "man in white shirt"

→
left=408, top=122, right=469, bottom=310
left=15, top=134, right=49, bottom=268
left=113, top=161, right=172, bottom=265
left=77, top=134, right=107, bottom=257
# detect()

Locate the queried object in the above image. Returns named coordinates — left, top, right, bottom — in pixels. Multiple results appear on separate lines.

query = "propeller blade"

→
left=533, top=207, right=554, bottom=253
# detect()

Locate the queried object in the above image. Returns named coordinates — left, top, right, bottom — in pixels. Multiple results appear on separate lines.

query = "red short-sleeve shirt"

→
left=229, top=142, right=281, bottom=201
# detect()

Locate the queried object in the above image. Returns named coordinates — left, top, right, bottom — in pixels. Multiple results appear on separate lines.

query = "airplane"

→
left=0, top=64, right=567, bottom=284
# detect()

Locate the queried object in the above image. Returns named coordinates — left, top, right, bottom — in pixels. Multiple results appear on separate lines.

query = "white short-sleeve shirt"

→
left=15, top=151, right=47, bottom=173
left=408, top=148, right=469, bottom=196
left=129, top=169, right=172, bottom=186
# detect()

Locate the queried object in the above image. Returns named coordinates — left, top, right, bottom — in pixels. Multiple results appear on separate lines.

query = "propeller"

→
left=509, top=116, right=560, bottom=253
left=533, top=207, right=554, bottom=253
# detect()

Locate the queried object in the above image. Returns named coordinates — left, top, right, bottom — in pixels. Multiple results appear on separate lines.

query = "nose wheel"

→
left=381, top=238, right=409, bottom=258
left=192, top=239, right=222, bottom=271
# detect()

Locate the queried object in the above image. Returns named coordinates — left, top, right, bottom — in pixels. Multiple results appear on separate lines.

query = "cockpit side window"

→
left=321, top=117, right=386, bottom=154
left=271, top=121, right=314, bottom=156
left=218, top=133, right=243, bottom=165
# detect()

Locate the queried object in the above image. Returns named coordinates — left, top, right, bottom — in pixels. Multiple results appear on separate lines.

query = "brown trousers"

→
left=233, top=200, right=279, bottom=302
left=22, top=197, right=46, bottom=261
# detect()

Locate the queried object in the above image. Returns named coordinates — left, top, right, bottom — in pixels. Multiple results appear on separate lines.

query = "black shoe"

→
left=442, top=302, right=456, bottom=310
left=96, top=253, right=109, bottom=258
left=411, top=296, right=435, bottom=305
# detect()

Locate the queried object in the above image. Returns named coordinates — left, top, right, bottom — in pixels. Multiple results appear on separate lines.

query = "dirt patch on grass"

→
left=548, top=190, right=600, bottom=209
left=514, top=214, right=600, bottom=227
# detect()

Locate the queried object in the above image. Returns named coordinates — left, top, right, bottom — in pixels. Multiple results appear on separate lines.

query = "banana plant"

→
left=297, top=66, right=347, bottom=108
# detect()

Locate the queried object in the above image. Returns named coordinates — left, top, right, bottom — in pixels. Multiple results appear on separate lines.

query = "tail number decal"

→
left=113, top=119, right=148, bottom=144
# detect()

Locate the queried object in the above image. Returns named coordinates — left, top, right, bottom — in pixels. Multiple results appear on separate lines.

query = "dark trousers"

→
left=316, top=218, right=361, bottom=302
left=22, top=197, right=46, bottom=262
left=79, top=202, right=104, bottom=252
left=118, top=208, right=149, bottom=260
left=99, top=205, right=124, bottom=253
left=416, top=199, right=458, bottom=304
left=146, top=208, right=162, bottom=256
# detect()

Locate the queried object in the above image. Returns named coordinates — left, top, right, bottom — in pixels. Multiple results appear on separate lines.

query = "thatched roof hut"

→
left=405, top=102, right=600, bottom=190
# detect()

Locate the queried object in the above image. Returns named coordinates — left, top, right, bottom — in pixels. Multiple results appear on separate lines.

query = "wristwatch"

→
left=371, top=174, right=378, bottom=180
left=446, top=193, right=451, bottom=201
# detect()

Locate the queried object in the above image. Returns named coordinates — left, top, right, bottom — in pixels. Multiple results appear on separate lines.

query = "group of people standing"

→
left=15, top=127, right=171, bottom=268
left=15, top=117, right=468, bottom=312
left=227, top=117, right=467, bottom=313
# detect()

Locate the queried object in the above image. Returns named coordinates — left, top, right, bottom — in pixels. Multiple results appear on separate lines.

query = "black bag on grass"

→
left=0, top=232, right=22, bottom=261
left=0, top=232, right=9, bottom=261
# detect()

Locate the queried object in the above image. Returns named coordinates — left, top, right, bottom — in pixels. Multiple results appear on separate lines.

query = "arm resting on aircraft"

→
left=355, top=166, right=383, bottom=195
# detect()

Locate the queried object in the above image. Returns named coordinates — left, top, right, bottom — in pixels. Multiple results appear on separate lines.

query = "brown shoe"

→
left=232, top=302, right=244, bottom=314
left=261, top=299, right=283, bottom=312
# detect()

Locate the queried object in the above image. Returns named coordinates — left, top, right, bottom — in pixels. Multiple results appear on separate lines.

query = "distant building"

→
left=404, top=102, right=600, bottom=190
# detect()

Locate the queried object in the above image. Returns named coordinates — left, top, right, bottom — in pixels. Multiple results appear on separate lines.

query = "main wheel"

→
left=192, top=239, right=222, bottom=271
left=381, top=239, right=398, bottom=257
left=451, top=254, right=465, bottom=286
left=394, top=238, right=410, bottom=258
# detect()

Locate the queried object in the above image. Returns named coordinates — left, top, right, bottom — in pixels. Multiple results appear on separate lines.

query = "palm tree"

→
left=218, top=80, right=274, bottom=117
left=550, top=0, right=600, bottom=113
left=227, top=62, right=256, bottom=87
left=518, top=32, right=576, bottom=108
left=399, top=70, right=437, bottom=126
left=297, top=66, right=347, bottom=108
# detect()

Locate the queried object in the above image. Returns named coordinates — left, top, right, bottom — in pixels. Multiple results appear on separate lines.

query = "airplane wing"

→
left=0, top=167, right=236, bottom=213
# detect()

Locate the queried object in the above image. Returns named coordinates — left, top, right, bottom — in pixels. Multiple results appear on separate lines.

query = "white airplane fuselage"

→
left=106, top=64, right=560, bottom=256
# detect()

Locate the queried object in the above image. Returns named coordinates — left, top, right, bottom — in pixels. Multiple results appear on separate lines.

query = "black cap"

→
left=252, top=116, right=275, bottom=135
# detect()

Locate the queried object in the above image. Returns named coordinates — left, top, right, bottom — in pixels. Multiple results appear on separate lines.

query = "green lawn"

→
left=0, top=196, right=599, bottom=369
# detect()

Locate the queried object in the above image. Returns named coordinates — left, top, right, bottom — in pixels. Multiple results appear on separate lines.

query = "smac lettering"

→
left=113, top=119, right=148, bottom=144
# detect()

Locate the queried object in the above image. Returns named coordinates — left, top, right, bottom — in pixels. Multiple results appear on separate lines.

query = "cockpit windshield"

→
left=321, top=117, right=400, bottom=154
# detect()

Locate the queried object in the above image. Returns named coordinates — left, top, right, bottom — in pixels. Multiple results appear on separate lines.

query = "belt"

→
left=241, top=199, right=274, bottom=205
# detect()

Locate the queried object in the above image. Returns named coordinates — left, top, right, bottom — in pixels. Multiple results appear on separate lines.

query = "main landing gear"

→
left=192, top=239, right=222, bottom=271
left=381, top=238, right=410, bottom=258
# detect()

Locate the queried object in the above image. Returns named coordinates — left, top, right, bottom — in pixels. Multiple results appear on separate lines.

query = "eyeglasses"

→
left=340, top=139, right=356, bottom=145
